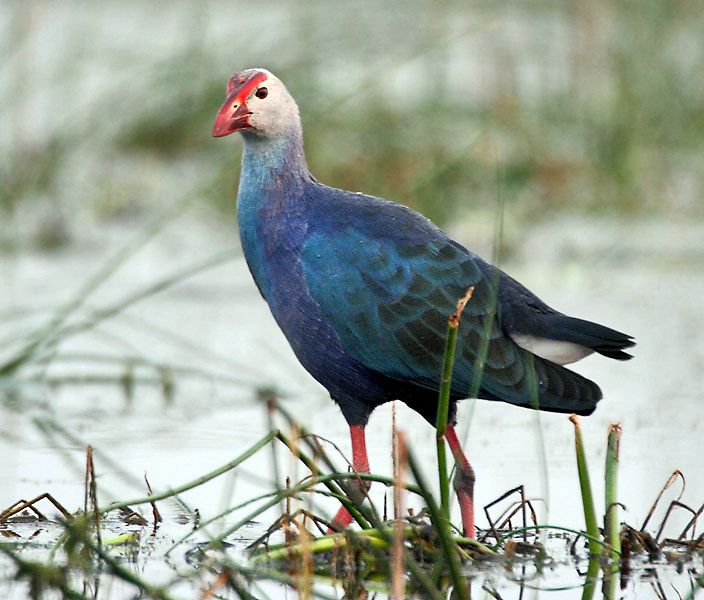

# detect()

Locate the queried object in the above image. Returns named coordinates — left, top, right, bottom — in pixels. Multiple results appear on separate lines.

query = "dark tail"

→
left=530, top=355, right=602, bottom=415
left=479, top=350, right=603, bottom=416
left=542, top=315, right=635, bottom=361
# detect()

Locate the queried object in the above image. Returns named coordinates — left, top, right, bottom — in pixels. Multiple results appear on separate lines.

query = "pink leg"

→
left=445, top=425, right=476, bottom=538
left=329, top=425, right=370, bottom=531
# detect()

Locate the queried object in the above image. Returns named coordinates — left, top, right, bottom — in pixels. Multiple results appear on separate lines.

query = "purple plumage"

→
left=213, top=68, right=634, bottom=536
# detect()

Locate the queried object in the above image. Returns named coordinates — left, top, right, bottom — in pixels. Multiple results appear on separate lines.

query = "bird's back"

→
left=292, top=183, right=609, bottom=418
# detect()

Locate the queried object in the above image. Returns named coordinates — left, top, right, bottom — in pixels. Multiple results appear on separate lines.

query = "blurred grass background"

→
left=1, top=8, right=704, bottom=595
left=1, top=0, right=702, bottom=253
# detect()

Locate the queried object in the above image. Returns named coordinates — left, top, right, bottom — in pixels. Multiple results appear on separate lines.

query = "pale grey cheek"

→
left=253, top=107, right=297, bottom=138
left=255, top=118, right=282, bottom=138
left=272, top=112, right=292, bottom=134
left=248, top=113, right=271, bottom=136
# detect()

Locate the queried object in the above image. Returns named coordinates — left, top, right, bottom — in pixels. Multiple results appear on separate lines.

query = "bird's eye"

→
left=255, top=87, right=268, bottom=99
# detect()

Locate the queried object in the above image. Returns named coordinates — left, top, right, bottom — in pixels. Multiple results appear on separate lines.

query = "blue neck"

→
left=236, top=129, right=310, bottom=303
left=239, top=129, right=308, bottom=194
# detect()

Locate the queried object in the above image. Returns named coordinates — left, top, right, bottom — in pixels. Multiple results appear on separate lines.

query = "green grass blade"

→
left=436, top=315, right=458, bottom=522
left=436, top=287, right=474, bottom=523
left=604, top=423, right=622, bottom=560
left=580, top=554, right=600, bottom=600
left=0, top=191, right=198, bottom=378
left=405, top=435, right=468, bottom=598
left=569, top=414, right=602, bottom=557
left=100, top=430, right=278, bottom=514
left=273, top=430, right=371, bottom=530
left=683, top=573, right=704, bottom=600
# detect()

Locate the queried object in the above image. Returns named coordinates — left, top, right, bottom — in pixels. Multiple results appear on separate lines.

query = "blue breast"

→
left=236, top=149, right=404, bottom=423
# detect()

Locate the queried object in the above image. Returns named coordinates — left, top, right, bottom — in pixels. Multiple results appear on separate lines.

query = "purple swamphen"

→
left=212, top=69, right=634, bottom=537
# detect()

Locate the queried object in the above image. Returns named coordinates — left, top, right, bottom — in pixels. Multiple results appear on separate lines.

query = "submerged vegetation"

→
left=1, top=397, right=702, bottom=598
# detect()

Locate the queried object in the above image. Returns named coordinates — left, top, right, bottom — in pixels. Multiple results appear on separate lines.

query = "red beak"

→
left=212, top=70, right=269, bottom=138
left=212, top=93, right=251, bottom=137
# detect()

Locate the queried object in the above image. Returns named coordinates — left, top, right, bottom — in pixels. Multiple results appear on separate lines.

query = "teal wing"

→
left=300, top=224, right=601, bottom=414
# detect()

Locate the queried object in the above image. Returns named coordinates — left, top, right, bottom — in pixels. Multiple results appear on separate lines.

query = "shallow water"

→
left=1, top=213, right=703, bottom=598
left=1, top=513, right=701, bottom=599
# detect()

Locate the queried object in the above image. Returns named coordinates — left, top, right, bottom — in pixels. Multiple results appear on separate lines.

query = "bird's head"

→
left=212, top=68, right=299, bottom=139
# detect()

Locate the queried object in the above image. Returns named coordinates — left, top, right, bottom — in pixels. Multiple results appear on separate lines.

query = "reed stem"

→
left=569, top=415, right=601, bottom=557
left=436, top=287, right=474, bottom=523
left=406, top=444, right=468, bottom=598
left=604, top=423, right=622, bottom=560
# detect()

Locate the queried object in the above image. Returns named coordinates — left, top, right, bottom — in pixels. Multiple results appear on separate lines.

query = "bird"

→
left=212, top=68, right=634, bottom=537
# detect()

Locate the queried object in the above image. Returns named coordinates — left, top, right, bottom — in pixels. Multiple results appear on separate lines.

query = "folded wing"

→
left=301, top=202, right=604, bottom=416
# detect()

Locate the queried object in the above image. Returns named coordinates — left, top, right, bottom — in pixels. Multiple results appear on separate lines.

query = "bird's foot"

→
left=327, top=425, right=371, bottom=533
left=328, top=476, right=371, bottom=532
left=329, top=506, right=354, bottom=531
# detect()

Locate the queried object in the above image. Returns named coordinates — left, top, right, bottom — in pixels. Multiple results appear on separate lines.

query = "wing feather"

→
left=300, top=192, right=602, bottom=415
